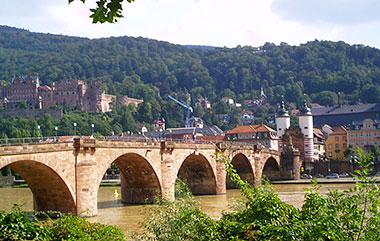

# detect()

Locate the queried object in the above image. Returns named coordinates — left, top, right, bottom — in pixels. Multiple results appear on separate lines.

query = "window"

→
left=328, top=144, right=332, bottom=149
left=305, top=127, right=308, bottom=129
left=329, top=152, right=332, bottom=157
left=335, top=137, right=339, bottom=141
left=335, top=144, right=339, bottom=149
left=343, top=143, right=347, bottom=148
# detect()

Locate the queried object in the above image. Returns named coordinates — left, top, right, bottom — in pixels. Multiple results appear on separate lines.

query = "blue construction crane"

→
left=168, top=95, right=193, bottom=128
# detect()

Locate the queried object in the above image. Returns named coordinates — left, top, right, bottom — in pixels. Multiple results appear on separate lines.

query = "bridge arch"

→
left=227, top=153, right=255, bottom=188
left=97, top=152, right=162, bottom=204
left=262, top=156, right=281, bottom=181
left=177, top=153, right=217, bottom=195
left=2, top=160, right=75, bottom=213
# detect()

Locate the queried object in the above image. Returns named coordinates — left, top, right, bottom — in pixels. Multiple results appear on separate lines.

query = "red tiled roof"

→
left=226, top=123, right=275, bottom=134
left=331, top=126, right=347, bottom=135
left=39, top=85, right=52, bottom=91
left=291, top=109, right=300, bottom=115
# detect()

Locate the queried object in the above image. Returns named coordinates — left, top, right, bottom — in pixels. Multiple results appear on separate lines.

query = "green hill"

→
left=1, top=25, right=380, bottom=129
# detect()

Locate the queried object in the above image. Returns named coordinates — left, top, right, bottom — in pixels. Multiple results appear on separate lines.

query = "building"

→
left=153, top=119, right=165, bottom=132
left=240, top=110, right=255, bottom=125
left=189, top=117, right=204, bottom=128
left=8, top=75, right=40, bottom=103
left=312, top=103, right=380, bottom=127
left=325, top=126, right=347, bottom=160
left=348, top=118, right=380, bottom=151
left=275, top=100, right=290, bottom=150
left=161, top=125, right=224, bottom=142
left=225, top=123, right=278, bottom=150
left=195, top=98, right=211, bottom=109
left=276, top=100, right=315, bottom=172
left=217, top=114, right=231, bottom=123
left=4, top=76, right=143, bottom=113
left=313, top=128, right=326, bottom=162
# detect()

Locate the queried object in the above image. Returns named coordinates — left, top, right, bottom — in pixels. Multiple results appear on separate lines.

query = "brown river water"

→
left=0, top=183, right=357, bottom=236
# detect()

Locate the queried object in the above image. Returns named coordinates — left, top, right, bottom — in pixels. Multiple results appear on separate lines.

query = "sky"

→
left=1, top=0, right=380, bottom=49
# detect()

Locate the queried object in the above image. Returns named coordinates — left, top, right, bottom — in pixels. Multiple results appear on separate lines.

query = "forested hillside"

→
left=1, top=25, right=380, bottom=130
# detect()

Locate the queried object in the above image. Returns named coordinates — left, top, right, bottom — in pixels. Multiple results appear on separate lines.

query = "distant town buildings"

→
left=325, top=126, right=348, bottom=160
left=225, top=123, right=278, bottom=151
left=2, top=75, right=143, bottom=113
left=312, top=103, right=380, bottom=127
left=348, top=118, right=380, bottom=151
left=144, top=125, right=224, bottom=142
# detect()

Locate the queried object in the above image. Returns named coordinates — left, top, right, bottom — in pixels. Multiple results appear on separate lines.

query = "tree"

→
left=344, top=145, right=355, bottom=160
left=69, top=0, right=135, bottom=23
left=370, top=144, right=380, bottom=163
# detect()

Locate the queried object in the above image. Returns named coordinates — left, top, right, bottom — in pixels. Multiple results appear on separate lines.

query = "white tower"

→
left=298, top=100, right=314, bottom=166
left=276, top=100, right=290, bottom=151
left=275, top=100, right=290, bottom=137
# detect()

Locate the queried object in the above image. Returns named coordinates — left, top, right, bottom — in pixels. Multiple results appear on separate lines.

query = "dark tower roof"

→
left=277, top=100, right=289, bottom=117
left=299, top=100, right=312, bottom=116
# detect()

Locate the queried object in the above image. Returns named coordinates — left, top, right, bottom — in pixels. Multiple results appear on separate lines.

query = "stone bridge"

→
left=0, top=138, right=300, bottom=217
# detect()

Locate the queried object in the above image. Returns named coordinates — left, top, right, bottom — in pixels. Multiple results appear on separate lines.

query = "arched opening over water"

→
left=103, top=153, right=161, bottom=205
left=262, top=157, right=281, bottom=181
left=227, top=153, right=255, bottom=189
left=2, top=160, right=75, bottom=213
left=177, top=153, right=216, bottom=195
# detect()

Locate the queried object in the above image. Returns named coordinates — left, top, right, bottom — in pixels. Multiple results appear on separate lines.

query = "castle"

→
left=3, top=76, right=143, bottom=112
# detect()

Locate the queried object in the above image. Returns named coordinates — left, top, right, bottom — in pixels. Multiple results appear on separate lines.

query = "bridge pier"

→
left=215, top=158, right=226, bottom=194
left=75, top=160, right=98, bottom=217
left=161, top=157, right=175, bottom=201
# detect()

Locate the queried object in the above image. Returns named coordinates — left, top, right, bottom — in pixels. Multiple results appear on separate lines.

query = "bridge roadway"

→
left=0, top=138, right=300, bottom=217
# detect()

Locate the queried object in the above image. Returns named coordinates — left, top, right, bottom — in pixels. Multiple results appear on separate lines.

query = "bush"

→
left=0, top=205, right=49, bottom=240
left=0, top=206, right=125, bottom=241
left=136, top=148, right=380, bottom=241
left=135, top=179, right=219, bottom=241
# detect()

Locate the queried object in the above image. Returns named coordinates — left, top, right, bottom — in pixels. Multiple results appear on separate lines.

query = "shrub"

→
left=136, top=148, right=380, bottom=241
left=0, top=207, right=125, bottom=241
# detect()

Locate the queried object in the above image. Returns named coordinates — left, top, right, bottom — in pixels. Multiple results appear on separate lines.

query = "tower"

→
left=298, top=100, right=314, bottom=171
left=276, top=100, right=290, bottom=151
left=276, top=100, right=290, bottom=137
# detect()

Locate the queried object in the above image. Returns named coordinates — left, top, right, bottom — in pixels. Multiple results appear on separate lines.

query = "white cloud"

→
left=271, top=0, right=380, bottom=25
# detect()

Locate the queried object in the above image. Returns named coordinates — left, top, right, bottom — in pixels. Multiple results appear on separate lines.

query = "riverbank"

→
left=271, top=176, right=380, bottom=184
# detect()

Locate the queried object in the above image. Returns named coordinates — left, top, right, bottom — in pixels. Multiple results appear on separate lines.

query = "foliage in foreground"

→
left=0, top=206, right=125, bottom=241
left=136, top=149, right=380, bottom=241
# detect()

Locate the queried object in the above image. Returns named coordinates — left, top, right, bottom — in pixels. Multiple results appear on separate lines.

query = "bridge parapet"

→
left=0, top=142, right=74, bottom=156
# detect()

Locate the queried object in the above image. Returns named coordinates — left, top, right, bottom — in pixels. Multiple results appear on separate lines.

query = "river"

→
left=0, top=183, right=358, bottom=236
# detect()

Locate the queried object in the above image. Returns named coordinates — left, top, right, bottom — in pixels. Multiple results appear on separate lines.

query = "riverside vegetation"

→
left=0, top=148, right=379, bottom=240
left=134, top=148, right=379, bottom=241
